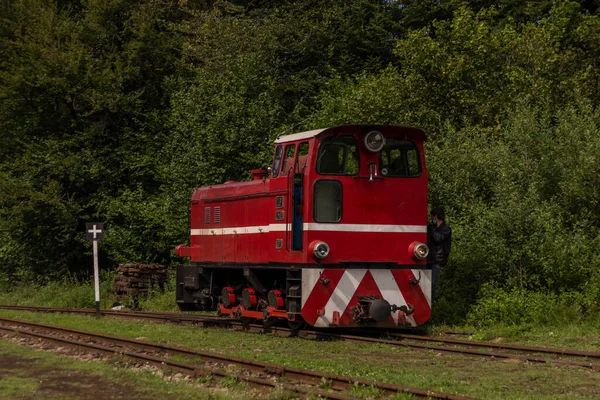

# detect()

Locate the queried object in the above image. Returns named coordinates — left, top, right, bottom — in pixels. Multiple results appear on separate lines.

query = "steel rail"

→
left=315, top=332, right=600, bottom=371
left=0, top=305, right=299, bottom=336
left=0, top=323, right=356, bottom=400
left=0, top=317, right=474, bottom=400
left=0, top=305, right=229, bottom=324
left=384, top=332, right=600, bottom=359
left=2, top=304, right=598, bottom=370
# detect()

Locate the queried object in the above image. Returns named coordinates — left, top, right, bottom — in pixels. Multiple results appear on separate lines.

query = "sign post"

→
left=86, top=222, right=105, bottom=317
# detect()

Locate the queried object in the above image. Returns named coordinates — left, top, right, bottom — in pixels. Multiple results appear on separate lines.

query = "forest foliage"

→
left=1, top=0, right=600, bottom=324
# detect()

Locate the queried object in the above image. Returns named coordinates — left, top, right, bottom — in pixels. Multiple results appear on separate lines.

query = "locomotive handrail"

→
left=285, top=167, right=292, bottom=251
left=353, top=175, right=384, bottom=180
left=203, top=190, right=288, bottom=203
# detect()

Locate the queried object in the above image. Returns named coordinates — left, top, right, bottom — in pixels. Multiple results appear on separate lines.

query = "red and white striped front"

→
left=301, top=268, right=432, bottom=327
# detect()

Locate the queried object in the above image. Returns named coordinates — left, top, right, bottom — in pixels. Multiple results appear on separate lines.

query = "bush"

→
left=467, top=283, right=600, bottom=327
left=137, top=272, right=179, bottom=312
left=0, top=270, right=180, bottom=312
left=0, top=273, right=116, bottom=309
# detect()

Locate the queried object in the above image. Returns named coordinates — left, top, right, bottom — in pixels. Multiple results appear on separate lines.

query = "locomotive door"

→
left=292, top=142, right=309, bottom=251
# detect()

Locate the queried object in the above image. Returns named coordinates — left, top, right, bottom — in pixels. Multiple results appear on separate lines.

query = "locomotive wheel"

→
left=233, top=308, right=243, bottom=320
left=262, top=309, right=272, bottom=327
left=233, top=308, right=254, bottom=324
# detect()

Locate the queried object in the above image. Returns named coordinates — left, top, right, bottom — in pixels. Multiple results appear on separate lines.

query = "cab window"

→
left=295, top=142, right=309, bottom=174
left=313, top=180, right=342, bottom=222
left=272, top=145, right=283, bottom=178
left=280, top=144, right=296, bottom=176
left=316, top=136, right=359, bottom=175
left=379, top=139, right=421, bottom=177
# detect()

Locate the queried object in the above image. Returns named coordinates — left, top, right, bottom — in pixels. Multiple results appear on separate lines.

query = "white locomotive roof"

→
left=274, top=128, right=327, bottom=144
left=274, top=125, right=427, bottom=144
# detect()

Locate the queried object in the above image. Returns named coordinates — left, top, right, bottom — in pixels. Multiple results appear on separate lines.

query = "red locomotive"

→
left=175, top=125, right=431, bottom=328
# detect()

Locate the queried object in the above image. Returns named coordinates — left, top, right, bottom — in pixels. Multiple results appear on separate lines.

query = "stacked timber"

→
left=112, top=263, right=168, bottom=300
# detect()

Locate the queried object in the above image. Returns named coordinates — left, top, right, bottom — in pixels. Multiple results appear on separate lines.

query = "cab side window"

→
left=295, top=142, right=309, bottom=174
left=313, top=180, right=342, bottom=222
left=280, top=144, right=296, bottom=176
left=272, top=145, right=283, bottom=178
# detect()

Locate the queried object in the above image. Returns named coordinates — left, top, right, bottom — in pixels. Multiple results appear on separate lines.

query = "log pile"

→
left=113, top=263, right=168, bottom=300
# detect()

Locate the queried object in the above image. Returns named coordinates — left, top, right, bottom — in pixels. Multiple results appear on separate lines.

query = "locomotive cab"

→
left=269, top=125, right=428, bottom=267
left=175, top=125, right=431, bottom=328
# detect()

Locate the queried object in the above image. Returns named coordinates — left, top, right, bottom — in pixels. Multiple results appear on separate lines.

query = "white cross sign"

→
left=89, top=225, right=101, bottom=238
left=86, top=222, right=104, bottom=315
left=86, top=222, right=105, bottom=241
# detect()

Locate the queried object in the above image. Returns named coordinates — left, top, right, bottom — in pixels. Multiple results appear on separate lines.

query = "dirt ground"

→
left=0, top=353, right=151, bottom=400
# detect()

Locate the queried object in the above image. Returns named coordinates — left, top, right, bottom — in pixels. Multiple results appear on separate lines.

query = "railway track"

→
left=0, top=316, right=472, bottom=400
left=322, top=331, right=600, bottom=371
left=1, top=304, right=599, bottom=371
left=0, top=304, right=233, bottom=325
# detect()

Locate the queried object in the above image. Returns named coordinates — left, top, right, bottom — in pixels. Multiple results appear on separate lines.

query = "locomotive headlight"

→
left=414, top=243, right=429, bottom=260
left=310, top=240, right=330, bottom=259
left=364, top=130, right=386, bottom=152
left=408, top=241, right=429, bottom=260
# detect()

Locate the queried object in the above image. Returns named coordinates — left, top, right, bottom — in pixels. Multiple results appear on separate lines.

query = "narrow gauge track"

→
left=0, top=304, right=233, bottom=325
left=321, top=332, right=600, bottom=371
left=0, top=317, right=472, bottom=400
left=2, top=304, right=599, bottom=371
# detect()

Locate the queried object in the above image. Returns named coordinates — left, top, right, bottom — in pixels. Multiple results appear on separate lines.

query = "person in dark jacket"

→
left=427, top=206, right=452, bottom=301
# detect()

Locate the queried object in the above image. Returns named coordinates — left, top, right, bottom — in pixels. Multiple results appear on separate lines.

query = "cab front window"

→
left=316, top=136, right=359, bottom=175
left=379, top=139, right=421, bottom=177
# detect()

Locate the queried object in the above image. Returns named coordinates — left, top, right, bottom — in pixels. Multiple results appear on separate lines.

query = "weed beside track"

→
left=0, top=316, right=473, bottom=400
left=0, top=307, right=599, bottom=399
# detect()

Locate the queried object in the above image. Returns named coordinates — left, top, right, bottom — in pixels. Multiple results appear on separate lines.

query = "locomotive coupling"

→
left=352, top=296, right=392, bottom=322
left=368, top=299, right=392, bottom=322
left=352, top=296, right=416, bottom=322
left=391, top=303, right=415, bottom=315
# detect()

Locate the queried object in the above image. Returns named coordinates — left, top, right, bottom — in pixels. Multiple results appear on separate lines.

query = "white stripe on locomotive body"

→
left=412, top=269, right=432, bottom=308
left=191, top=223, right=427, bottom=236
left=370, top=269, right=416, bottom=327
left=190, top=226, right=272, bottom=235
left=314, top=269, right=367, bottom=328
left=303, top=223, right=427, bottom=233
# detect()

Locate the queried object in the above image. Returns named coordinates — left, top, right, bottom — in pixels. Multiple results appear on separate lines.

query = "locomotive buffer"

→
left=86, top=222, right=104, bottom=317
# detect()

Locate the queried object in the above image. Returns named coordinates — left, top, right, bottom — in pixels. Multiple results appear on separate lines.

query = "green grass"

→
left=2, top=279, right=600, bottom=398
left=0, top=338, right=250, bottom=399
left=2, top=277, right=600, bottom=350
left=1, top=310, right=600, bottom=399
left=0, top=376, right=39, bottom=398
left=428, top=321, right=600, bottom=351
left=350, top=383, right=383, bottom=399
left=0, top=272, right=180, bottom=312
